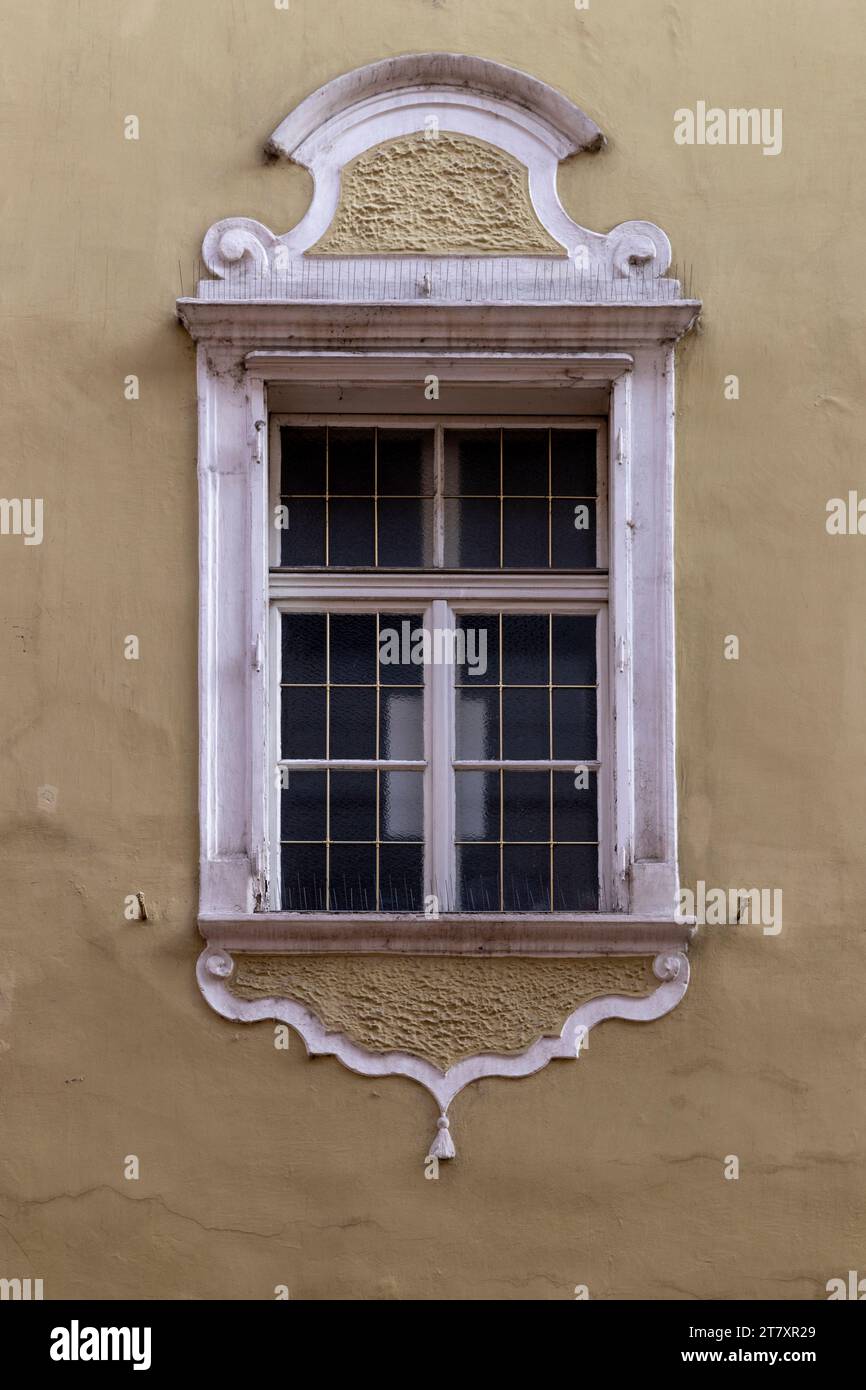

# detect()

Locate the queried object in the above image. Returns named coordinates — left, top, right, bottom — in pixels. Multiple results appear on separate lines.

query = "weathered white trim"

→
left=197, top=53, right=673, bottom=295
left=197, top=946, right=690, bottom=1153
left=180, top=57, right=700, bottom=1156
left=198, top=915, right=695, bottom=956
left=265, top=54, right=606, bottom=163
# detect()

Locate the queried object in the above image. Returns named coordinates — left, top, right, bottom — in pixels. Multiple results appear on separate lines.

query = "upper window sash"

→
left=268, top=416, right=608, bottom=573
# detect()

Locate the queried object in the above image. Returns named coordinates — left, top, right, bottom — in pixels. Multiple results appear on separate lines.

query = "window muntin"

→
left=273, top=421, right=605, bottom=571
left=270, top=415, right=609, bottom=916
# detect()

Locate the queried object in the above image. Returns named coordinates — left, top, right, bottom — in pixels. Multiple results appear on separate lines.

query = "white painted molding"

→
left=178, top=58, right=701, bottom=1157
left=265, top=54, right=606, bottom=163
left=196, top=53, right=676, bottom=299
left=200, top=914, right=696, bottom=957
left=197, top=947, right=690, bottom=1156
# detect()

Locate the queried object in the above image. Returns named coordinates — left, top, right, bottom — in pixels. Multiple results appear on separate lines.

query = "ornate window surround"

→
left=177, top=55, right=700, bottom=1157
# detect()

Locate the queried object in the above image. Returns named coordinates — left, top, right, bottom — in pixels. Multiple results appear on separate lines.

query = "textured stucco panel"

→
left=311, top=133, right=564, bottom=256
left=228, top=954, right=657, bottom=1069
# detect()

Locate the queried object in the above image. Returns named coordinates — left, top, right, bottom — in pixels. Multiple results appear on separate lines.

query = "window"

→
left=270, top=418, right=612, bottom=915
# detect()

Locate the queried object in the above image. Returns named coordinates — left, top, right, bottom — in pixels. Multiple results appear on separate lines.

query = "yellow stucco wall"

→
left=1, top=0, right=864, bottom=1300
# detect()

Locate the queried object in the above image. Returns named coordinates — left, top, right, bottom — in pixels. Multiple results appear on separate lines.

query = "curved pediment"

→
left=198, top=53, right=679, bottom=301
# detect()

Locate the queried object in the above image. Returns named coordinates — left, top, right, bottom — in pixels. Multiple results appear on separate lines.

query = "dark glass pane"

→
left=553, top=844, right=599, bottom=910
left=552, top=499, right=596, bottom=568
left=281, top=686, right=326, bottom=759
left=377, top=498, right=429, bottom=567
left=377, top=429, right=434, bottom=496
left=501, top=687, right=549, bottom=759
left=281, top=613, right=326, bottom=685
left=379, top=844, right=423, bottom=911
left=330, top=686, right=376, bottom=759
left=443, top=499, right=500, bottom=567
left=329, top=770, right=377, bottom=842
left=328, top=843, right=376, bottom=911
left=551, top=429, right=597, bottom=496
left=457, top=844, right=500, bottom=911
left=503, top=844, right=550, bottom=911
left=455, top=615, right=499, bottom=685
left=329, top=614, right=376, bottom=685
left=552, top=687, right=597, bottom=760
left=502, top=614, right=549, bottom=686
left=553, top=770, right=598, bottom=842
left=328, top=498, right=375, bottom=566
left=503, top=428, right=548, bottom=496
left=281, top=426, right=326, bottom=495
left=456, top=689, right=499, bottom=760
left=280, top=498, right=325, bottom=566
left=503, top=771, right=550, bottom=841
left=328, top=427, right=375, bottom=494
left=502, top=499, right=548, bottom=567
left=380, top=771, right=423, bottom=841
left=281, top=843, right=326, bottom=911
left=378, top=613, right=424, bottom=685
left=380, top=688, right=423, bottom=760
left=445, top=429, right=500, bottom=495
left=552, top=615, right=596, bottom=686
left=456, top=771, right=499, bottom=842
left=281, top=771, right=326, bottom=842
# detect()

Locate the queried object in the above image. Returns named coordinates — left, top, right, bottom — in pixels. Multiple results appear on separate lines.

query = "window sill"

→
left=198, top=912, right=696, bottom=957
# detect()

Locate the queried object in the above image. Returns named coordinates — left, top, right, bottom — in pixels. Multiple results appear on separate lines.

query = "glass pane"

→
left=501, top=687, right=549, bottom=759
left=280, top=498, right=325, bottom=566
left=457, top=844, right=500, bottom=911
left=378, top=613, right=424, bottom=685
left=552, top=498, right=596, bottom=568
left=456, top=688, right=499, bottom=760
left=379, top=844, right=423, bottom=910
left=281, top=426, right=326, bottom=496
left=377, top=498, right=430, bottom=567
left=281, top=686, right=326, bottom=759
left=329, top=614, right=376, bottom=685
left=503, top=771, right=550, bottom=841
left=328, top=427, right=375, bottom=495
left=443, top=498, right=500, bottom=567
left=552, top=687, right=597, bottom=760
left=503, top=844, right=550, bottom=911
left=553, top=770, right=598, bottom=842
left=329, top=770, right=377, bottom=842
left=445, top=429, right=500, bottom=495
left=380, top=771, right=423, bottom=841
left=502, top=499, right=548, bottom=567
left=455, top=615, right=499, bottom=685
left=551, top=429, right=597, bottom=497
left=456, top=770, right=499, bottom=842
left=328, top=498, right=375, bottom=566
left=502, top=614, right=548, bottom=685
left=380, top=688, right=423, bottom=760
left=553, top=844, right=599, bottom=910
left=281, top=770, right=327, bottom=842
left=552, top=615, right=596, bottom=686
left=282, top=613, right=326, bottom=685
left=330, top=686, right=376, bottom=759
left=328, top=843, right=376, bottom=911
left=502, top=428, right=548, bottom=496
left=377, top=429, right=434, bottom=496
left=281, top=844, right=326, bottom=910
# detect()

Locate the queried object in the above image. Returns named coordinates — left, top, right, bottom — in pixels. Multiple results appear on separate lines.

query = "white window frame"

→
left=177, top=333, right=697, bottom=957
left=268, top=413, right=613, bottom=916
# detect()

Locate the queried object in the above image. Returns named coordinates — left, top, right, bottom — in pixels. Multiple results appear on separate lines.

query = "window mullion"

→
left=427, top=598, right=455, bottom=913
